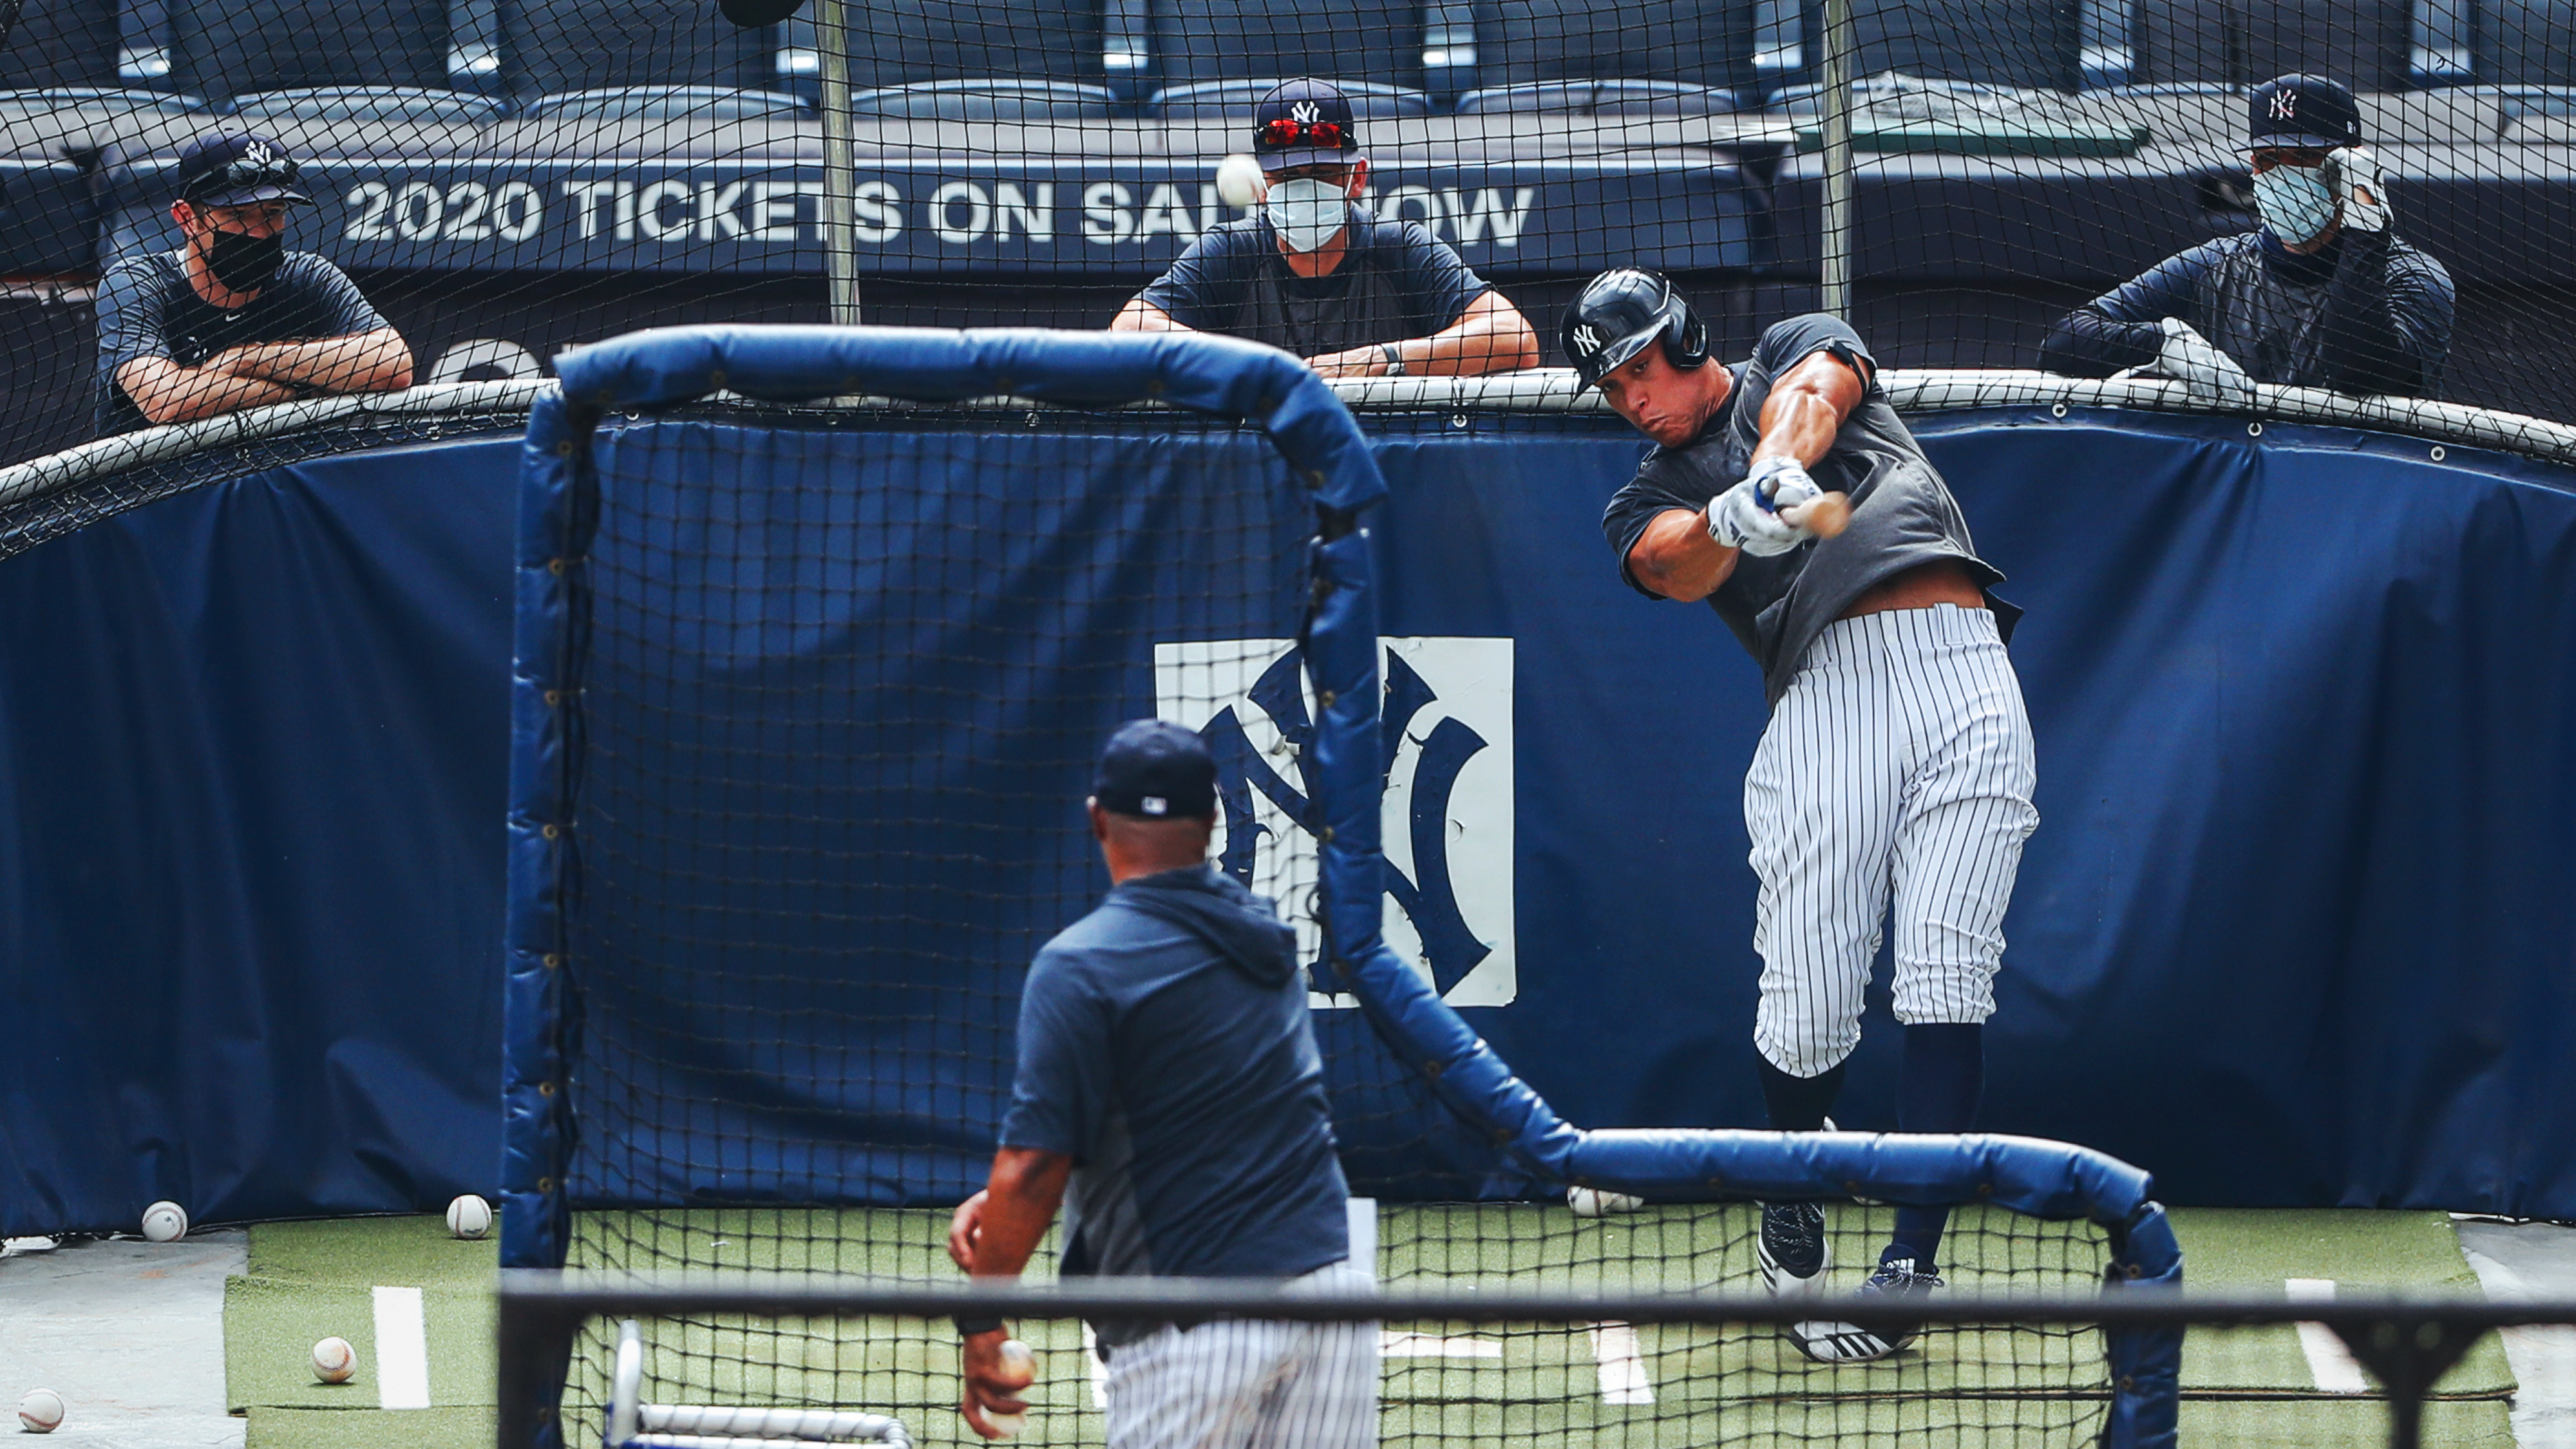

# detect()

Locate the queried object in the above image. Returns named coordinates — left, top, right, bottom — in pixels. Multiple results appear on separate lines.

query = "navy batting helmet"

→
left=1562, top=267, right=1708, bottom=388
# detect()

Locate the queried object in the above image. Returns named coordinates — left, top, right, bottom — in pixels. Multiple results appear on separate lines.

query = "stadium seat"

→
left=1150, top=0, right=1425, bottom=91
left=2484, top=0, right=2576, bottom=86
left=500, top=0, right=770, bottom=100
left=848, top=80, right=1117, bottom=120
left=1148, top=78, right=1434, bottom=121
left=1850, top=0, right=2085, bottom=91
left=519, top=86, right=812, bottom=121
left=169, top=0, right=449, bottom=103
left=0, top=0, right=121, bottom=88
left=1454, top=79, right=1742, bottom=115
left=1473, top=0, right=1760, bottom=96
left=846, top=0, right=1104, bottom=87
left=225, top=87, right=507, bottom=124
left=2135, top=0, right=2410, bottom=90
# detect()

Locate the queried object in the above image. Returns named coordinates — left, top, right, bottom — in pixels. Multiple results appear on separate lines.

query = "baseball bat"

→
left=1779, top=491, right=1852, bottom=539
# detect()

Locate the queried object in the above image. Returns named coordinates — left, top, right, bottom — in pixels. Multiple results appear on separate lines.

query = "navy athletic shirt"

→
left=1601, top=314, right=2016, bottom=706
left=999, top=862, right=1349, bottom=1346
left=1135, top=205, right=1487, bottom=359
left=93, top=249, right=390, bottom=435
left=2040, top=227, right=2454, bottom=396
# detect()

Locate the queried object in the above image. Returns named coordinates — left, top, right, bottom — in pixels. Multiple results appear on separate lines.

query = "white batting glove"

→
left=2154, top=317, right=2256, bottom=408
left=1708, top=460, right=1816, bottom=557
left=2324, top=146, right=2391, bottom=234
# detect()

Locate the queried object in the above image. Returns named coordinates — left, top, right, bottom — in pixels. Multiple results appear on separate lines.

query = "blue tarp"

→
left=3, top=406, right=2572, bottom=1234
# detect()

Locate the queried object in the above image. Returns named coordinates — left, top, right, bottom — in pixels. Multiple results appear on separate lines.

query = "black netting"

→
left=8, top=1, right=2574, bottom=468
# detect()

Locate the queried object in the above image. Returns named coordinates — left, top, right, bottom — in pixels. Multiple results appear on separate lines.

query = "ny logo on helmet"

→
left=1572, top=323, right=1604, bottom=355
left=1155, top=637, right=1517, bottom=1008
left=2270, top=92, right=2297, bottom=119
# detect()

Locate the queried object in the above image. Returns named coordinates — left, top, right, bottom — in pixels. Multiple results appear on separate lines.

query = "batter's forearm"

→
left=1626, top=506, right=1737, bottom=602
left=972, top=1148, right=1070, bottom=1280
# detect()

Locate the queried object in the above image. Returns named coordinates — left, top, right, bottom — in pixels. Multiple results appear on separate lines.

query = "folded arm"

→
left=207, top=328, right=415, bottom=395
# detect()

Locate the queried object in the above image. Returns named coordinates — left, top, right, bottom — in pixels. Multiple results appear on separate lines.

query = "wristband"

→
left=1379, top=342, right=1407, bottom=378
left=954, top=1315, right=1005, bottom=1338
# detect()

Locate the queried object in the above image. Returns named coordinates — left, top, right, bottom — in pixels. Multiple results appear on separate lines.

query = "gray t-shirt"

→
left=1136, top=205, right=1487, bottom=359
left=93, top=249, right=391, bottom=435
left=1600, top=314, right=2018, bottom=706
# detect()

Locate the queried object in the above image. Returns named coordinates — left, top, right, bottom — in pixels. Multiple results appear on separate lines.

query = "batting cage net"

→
left=502, top=325, right=2184, bottom=1448
left=7, top=0, right=2576, bottom=469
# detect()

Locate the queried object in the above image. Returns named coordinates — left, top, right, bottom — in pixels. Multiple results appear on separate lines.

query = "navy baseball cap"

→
left=1091, top=719, right=1217, bottom=820
left=2249, top=75, right=2362, bottom=149
left=175, top=133, right=312, bottom=207
left=1252, top=79, right=1361, bottom=172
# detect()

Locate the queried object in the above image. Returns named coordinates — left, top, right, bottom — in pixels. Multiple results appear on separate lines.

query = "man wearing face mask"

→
left=2039, top=75, right=2453, bottom=401
left=1110, top=79, right=1539, bottom=379
left=94, top=133, right=413, bottom=435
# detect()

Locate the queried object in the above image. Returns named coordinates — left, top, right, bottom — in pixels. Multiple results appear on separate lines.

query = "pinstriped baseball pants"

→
left=1745, top=603, right=2039, bottom=1078
left=1101, top=1260, right=1378, bottom=1449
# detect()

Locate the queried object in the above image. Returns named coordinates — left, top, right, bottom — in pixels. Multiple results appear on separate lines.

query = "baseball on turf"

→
left=141, top=1199, right=189, bottom=1242
left=986, top=1338, right=1036, bottom=1438
left=17, top=1387, right=64, bottom=1433
left=312, top=1336, right=359, bottom=1384
left=446, top=1193, right=494, bottom=1239
left=1215, top=153, right=1266, bottom=209
left=1566, top=1186, right=1647, bottom=1218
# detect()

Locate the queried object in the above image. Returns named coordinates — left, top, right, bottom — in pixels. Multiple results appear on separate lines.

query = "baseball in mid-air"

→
left=1566, top=1186, right=1647, bottom=1218
left=986, top=1338, right=1037, bottom=1438
left=141, top=1199, right=189, bottom=1242
left=17, top=1388, right=64, bottom=1433
left=1215, top=153, right=1266, bottom=209
left=312, top=1336, right=358, bottom=1384
left=446, top=1193, right=494, bottom=1239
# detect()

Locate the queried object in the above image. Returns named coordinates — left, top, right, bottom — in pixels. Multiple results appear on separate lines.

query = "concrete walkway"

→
left=0, top=1233, right=245, bottom=1448
left=2458, top=1218, right=2576, bottom=1449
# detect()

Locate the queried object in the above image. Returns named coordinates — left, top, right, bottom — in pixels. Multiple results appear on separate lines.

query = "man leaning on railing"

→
left=2040, top=75, right=2454, bottom=403
left=93, top=133, right=413, bottom=436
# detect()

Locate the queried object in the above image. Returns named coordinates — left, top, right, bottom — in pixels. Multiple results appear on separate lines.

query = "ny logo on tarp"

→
left=1573, top=323, right=1604, bottom=355
left=1154, top=637, right=1516, bottom=1007
left=2270, top=92, right=2297, bottom=119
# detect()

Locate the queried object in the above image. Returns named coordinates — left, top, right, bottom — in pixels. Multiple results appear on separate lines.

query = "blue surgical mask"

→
left=1265, top=177, right=1349, bottom=252
left=2253, top=164, right=2336, bottom=246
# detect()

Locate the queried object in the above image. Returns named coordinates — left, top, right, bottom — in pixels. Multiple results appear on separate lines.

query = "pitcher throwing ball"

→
left=1566, top=269, right=2040, bottom=1363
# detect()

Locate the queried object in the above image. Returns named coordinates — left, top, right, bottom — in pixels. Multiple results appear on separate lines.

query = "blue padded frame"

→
left=502, top=323, right=2179, bottom=1448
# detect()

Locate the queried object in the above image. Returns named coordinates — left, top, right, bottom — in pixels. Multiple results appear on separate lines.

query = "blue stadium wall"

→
left=1, top=406, right=2572, bottom=1234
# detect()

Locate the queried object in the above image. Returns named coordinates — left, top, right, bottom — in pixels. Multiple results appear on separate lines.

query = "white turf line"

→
left=2284, top=1279, right=2372, bottom=1394
left=1589, top=1322, right=1655, bottom=1405
left=370, top=1285, right=433, bottom=1410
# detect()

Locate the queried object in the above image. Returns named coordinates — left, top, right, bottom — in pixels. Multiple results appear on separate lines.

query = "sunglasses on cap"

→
left=187, top=153, right=300, bottom=197
left=1255, top=117, right=1352, bottom=152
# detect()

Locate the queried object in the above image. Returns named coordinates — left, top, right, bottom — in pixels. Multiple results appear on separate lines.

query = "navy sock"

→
left=1757, top=1056, right=1845, bottom=1133
left=1888, top=1023, right=1984, bottom=1274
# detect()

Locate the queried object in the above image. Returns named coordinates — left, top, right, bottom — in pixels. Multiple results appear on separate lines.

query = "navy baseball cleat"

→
left=1757, top=1201, right=1829, bottom=1296
left=1784, top=1255, right=1945, bottom=1363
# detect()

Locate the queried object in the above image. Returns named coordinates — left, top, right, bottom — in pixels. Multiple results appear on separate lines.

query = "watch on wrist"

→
left=1379, top=343, right=1407, bottom=378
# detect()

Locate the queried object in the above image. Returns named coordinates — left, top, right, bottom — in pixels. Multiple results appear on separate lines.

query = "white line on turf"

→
left=370, top=1285, right=432, bottom=1410
left=2284, top=1279, right=2371, bottom=1394
left=1379, top=1331, right=1503, bottom=1358
left=1588, top=1321, right=1654, bottom=1405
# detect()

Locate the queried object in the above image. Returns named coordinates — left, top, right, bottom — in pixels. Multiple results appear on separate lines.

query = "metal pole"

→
left=1819, top=0, right=1855, bottom=321
left=814, top=0, right=860, bottom=327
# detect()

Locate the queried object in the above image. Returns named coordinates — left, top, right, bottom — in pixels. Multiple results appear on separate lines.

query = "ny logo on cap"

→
left=242, top=138, right=275, bottom=164
left=1572, top=324, right=1602, bottom=354
left=2270, top=91, right=2297, bottom=119
left=1291, top=100, right=1320, bottom=124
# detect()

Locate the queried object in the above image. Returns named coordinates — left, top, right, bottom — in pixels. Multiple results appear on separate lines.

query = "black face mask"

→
left=205, top=229, right=285, bottom=292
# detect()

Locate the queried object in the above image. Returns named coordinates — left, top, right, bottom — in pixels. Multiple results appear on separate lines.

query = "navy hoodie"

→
left=999, top=863, right=1350, bottom=1343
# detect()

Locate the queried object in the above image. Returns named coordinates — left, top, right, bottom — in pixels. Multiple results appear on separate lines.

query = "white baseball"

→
left=141, top=1199, right=189, bottom=1242
left=987, top=1338, right=1036, bottom=1438
left=17, top=1387, right=64, bottom=1433
left=446, top=1193, right=493, bottom=1239
left=1215, top=153, right=1266, bottom=209
left=312, top=1336, right=358, bottom=1384
left=1567, top=1186, right=1647, bottom=1218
